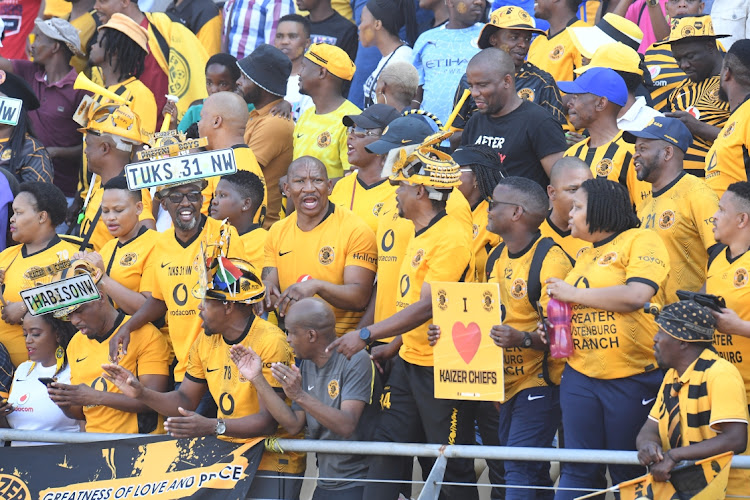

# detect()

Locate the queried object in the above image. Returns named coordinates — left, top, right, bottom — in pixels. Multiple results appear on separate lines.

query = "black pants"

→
left=363, top=357, right=479, bottom=500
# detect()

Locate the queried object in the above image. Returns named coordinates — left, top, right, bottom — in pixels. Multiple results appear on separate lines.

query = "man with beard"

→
left=238, top=44, right=294, bottom=227
left=636, top=300, right=750, bottom=497
left=461, top=48, right=567, bottom=188
left=103, top=259, right=305, bottom=499
left=108, top=181, right=244, bottom=394
left=263, top=156, right=377, bottom=335
left=627, top=116, right=718, bottom=304
left=49, top=282, right=170, bottom=434
left=705, top=40, right=750, bottom=197
left=658, top=15, right=731, bottom=177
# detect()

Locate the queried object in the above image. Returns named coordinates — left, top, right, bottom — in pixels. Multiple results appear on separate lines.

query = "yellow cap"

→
left=575, top=42, right=642, bottom=76
left=569, top=13, right=643, bottom=59
left=304, top=43, right=356, bottom=81
left=99, top=13, right=149, bottom=53
left=654, top=15, right=729, bottom=46
left=478, top=6, right=545, bottom=49
left=79, top=103, right=143, bottom=146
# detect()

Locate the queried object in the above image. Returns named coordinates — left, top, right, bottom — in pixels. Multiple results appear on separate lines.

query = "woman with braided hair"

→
left=543, top=178, right=671, bottom=499
left=360, top=0, right=418, bottom=107
left=88, top=13, right=157, bottom=137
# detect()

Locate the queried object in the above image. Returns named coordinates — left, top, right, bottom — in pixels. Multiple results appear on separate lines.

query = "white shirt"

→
left=286, top=74, right=314, bottom=122
left=618, top=96, right=663, bottom=132
left=363, top=45, right=414, bottom=108
left=7, top=361, right=81, bottom=446
left=711, top=0, right=750, bottom=49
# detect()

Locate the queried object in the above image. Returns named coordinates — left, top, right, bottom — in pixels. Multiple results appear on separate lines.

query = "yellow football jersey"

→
left=397, top=213, right=473, bottom=366
left=373, top=190, right=473, bottom=325
left=564, top=131, right=652, bottom=209
left=186, top=315, right=305, bottom=474
left=68, top=313, right=170, bottom=434
left=637, top=173, right=717, bottom=303
left=293, top=100, right=361, bottom=179
left=706, top=246, right=750, bottom=401
left=471, top=199, right=500, bottom=283
left=564, top=228, right=669, bottom=379
left=141, top=216, right=244, bottom=382
left=239, top=225, right=267, bottom=274
left=203, top=145, right=268, bottom=226
left=527, top=19, right=587, bottom=84
left=265, top=204, right=377, bottom=335
left=669, top=76, right=730, bottom=177
left=705, top=97, right=750, bottom=198
left=329, top=173, right=396, bottom=234
left=99, top=227, right=160, bottom=298
left=0, top=237, right=80, bottom=367
left=539, top=216, right=590, bottom=261
left=489, top=236, right=572, bottom=400
left=80, top=176, right=155, bottom=252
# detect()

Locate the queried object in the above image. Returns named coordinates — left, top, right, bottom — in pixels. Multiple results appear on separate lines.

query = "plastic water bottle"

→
left=547, top=298, right=573, bottom=358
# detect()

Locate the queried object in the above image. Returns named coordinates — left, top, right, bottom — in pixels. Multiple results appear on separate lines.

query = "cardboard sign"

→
left=20, top=274, right=100, bottom=316
left=134, top=137, right=209, bottom=161
left=0, top=96, right=23, bottom=126
left=125, top=147, right=236, bottom=190
left=432, top=282, right=504, bottom=401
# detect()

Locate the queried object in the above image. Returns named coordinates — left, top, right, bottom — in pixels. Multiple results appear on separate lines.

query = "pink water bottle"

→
left=547, top=298, right=574, bottom=358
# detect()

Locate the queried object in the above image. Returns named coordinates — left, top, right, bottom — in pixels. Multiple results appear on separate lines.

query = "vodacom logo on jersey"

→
left=13, top=393, right=34, bottom=412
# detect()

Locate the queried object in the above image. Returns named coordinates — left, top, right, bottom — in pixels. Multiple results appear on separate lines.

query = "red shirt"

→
left=0, top=0, right=40, bottom=60
left=139, top=16, right=168, bottom=130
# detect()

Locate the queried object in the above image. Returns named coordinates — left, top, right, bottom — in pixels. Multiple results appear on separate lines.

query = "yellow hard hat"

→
left=79, top=103, right=143, bottom=146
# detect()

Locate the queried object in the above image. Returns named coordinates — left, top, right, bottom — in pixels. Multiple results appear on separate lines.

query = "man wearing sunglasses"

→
left=109, top=179, right=244, bottom=404
left=78, top=103, right=156, bottom=252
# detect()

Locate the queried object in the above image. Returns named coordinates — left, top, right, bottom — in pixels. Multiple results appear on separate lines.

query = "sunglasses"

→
left=347, top=126, right=381, bottom=138
left=486, top=196, right=525, bottom=212
left=166, top=191, right=202, bottom=203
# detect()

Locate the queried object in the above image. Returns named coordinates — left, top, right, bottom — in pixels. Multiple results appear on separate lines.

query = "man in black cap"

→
left=329, top=103, right=401, bottom=233
left=636, top=300, right=750, bottom=495
left=0, top=71, right=53, bottom=185
left=238, top=44, right=294, bottom=228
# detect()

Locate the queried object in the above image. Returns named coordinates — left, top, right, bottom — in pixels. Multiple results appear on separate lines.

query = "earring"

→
left=55, top=345, right=64, bottom=374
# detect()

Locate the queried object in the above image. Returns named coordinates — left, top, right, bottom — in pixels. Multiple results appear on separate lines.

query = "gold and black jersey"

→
left=329, top=173, right=396, bottom=234
left=471, top=199, right=501, bottom=283
left=669, top=76, right=730, bottom=177
left=528, top=18, right=587, bottom=85
left=705, top=95, right=750, bottom=198
left=564, top=228, right=669, bottom=379
left=539, top=216, right=590, bottom=262
left=564, top=131, right=652, bottom=209
left=637, top=172, right=717, bottom=303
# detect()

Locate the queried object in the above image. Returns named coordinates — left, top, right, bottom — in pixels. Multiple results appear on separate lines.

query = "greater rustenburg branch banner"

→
left=0, top=435, right=265, bottom=500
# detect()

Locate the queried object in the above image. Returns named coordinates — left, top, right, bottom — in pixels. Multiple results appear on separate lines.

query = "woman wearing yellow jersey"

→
left=544, top=178, right=670, bottom=500
left=0, top=183, right=81, bottom=367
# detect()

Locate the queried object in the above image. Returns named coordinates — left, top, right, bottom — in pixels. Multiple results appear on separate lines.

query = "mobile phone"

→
left=38, top=377, right=56, bottom=387
left=535, top=301, right=549, bottom=335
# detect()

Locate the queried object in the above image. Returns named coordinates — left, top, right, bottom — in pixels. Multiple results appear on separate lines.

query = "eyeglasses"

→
left=166, top=191, right=203, bottom=203
left=347, top=126, right=381, bottom=138
left=486, top=196, right=525, bottom=212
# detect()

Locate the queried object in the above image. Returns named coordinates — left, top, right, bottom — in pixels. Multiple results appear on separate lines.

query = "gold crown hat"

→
left=386, top=132, right=462, bottom=200
left=654, top=15, right=729, bottom=46
left=51, top=260, right=104, bottom=319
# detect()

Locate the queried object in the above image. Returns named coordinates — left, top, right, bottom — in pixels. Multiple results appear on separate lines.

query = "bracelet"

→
left=665, top=449, right=677, bottom=462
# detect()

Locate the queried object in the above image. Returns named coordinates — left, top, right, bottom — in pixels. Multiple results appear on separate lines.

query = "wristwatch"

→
left=215, top=419, right=226, bottom=436
left=521, top=332, right=533, bottom=348
left=359, top=327, right=373, bottom=347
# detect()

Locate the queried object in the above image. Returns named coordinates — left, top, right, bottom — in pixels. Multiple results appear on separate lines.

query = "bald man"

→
left=461, top=48, right=568, bottom=188
left=198, top=92, right=268, bottom=224
left=231, top=297, right=380, bottom=498
left=540, top=157, right=592, bottom=261
left=262, top=157, right=377, bottom=336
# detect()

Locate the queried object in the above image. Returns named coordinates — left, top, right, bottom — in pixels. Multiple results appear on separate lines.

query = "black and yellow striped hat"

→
left=656, top=300, right=716, bottom=342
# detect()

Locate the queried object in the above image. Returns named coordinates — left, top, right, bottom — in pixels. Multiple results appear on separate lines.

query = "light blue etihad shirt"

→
left=412, top=23, right=483, bottom=126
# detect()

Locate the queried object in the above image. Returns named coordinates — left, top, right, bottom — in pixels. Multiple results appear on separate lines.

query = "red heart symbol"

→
left=452, top=321, right=481, bottom=364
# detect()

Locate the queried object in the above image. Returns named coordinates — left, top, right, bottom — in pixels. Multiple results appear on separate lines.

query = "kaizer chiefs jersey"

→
left=397, top=212, right=473, bottom=366
left=669, top=76, right=730, bottom=176
left=564, top=131, right=652, bottom=209
left=471, top=199, right=500, bottom=283
left=203, top=145, right=268, bottom=226
left=488, top=235, right=572, bottom=400
left=186, top=315, right=305, bottom=474
left=80, top=176, right=154, bottom=252
left=141, top=216, right=244, bottom=382
left=329, top=173, right=396, bottom=233
left=374, top=190, right=473, bottom=325
left=564, top=228, right=669, bottom=379
left=0, top=236, right=79, bottom=367
left=99, top=227, right=159, bottom=300
left=705, top=95, right=750, bottom=198
left=265, top=204, right=377, bottom=335
left=540, top=215, right=590, bottom=261
left=637, top=172, right=717, bottom=303
left=528, top=18, right=587, bottom=85
left=707, top=245, right=750, bottom=401
left=68, top=313, right=170, bottom=434
left=239, top=225, right=267, bottom=274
